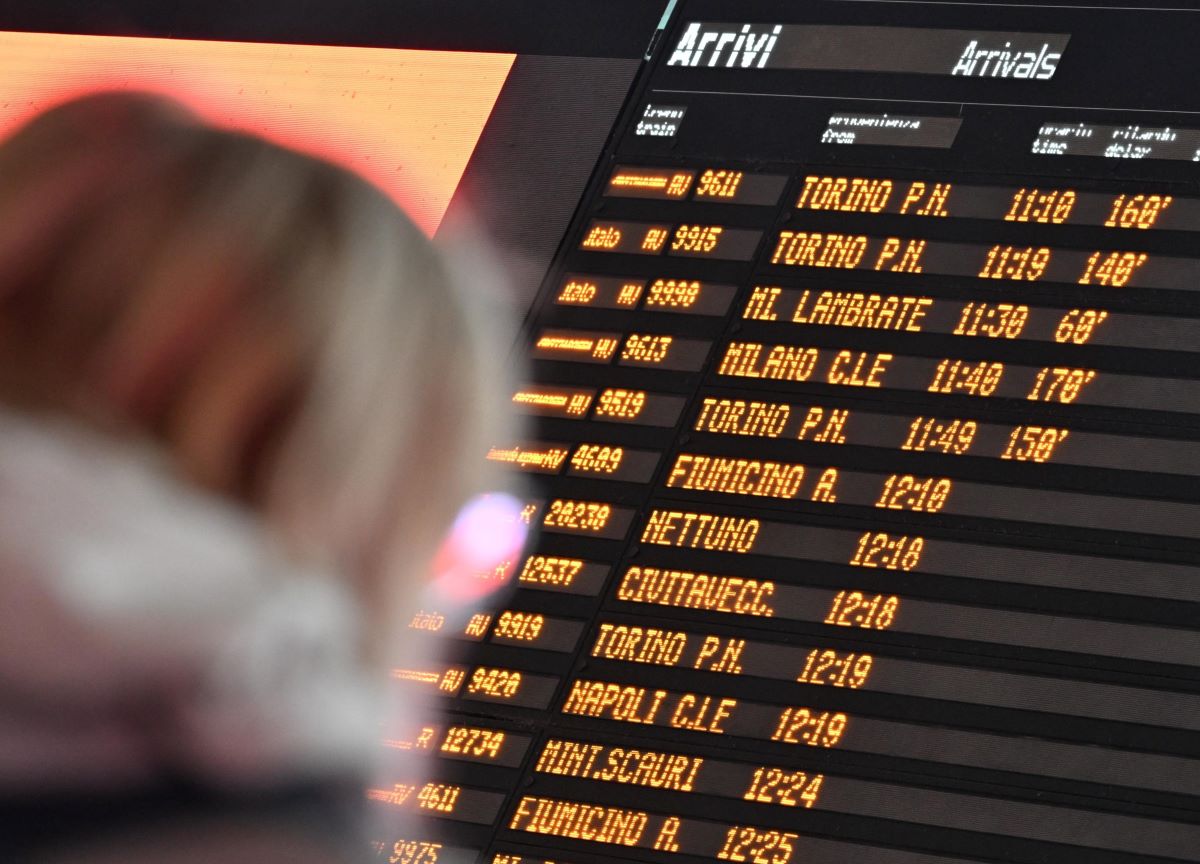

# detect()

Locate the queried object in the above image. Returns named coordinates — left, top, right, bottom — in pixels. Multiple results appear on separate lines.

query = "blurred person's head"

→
left=0, top=90, right=519, bottom=652
left=0, top=93, right=525, bottom=863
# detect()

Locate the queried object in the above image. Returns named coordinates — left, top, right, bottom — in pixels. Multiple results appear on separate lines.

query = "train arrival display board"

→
left=378, top=3, right=1200, bottom=863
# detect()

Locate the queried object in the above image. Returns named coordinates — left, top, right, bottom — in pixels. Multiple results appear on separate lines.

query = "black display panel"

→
left=381, top=3, right=1200, bottom=863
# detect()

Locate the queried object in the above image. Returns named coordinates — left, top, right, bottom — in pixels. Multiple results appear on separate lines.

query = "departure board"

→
left=376, top=3, right=1200, bottom=863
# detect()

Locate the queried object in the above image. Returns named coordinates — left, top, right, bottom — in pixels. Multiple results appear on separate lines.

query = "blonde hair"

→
left=0, top=91, right=520, bottom=645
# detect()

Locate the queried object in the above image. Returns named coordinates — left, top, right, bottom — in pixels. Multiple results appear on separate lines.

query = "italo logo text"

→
left=951, top=40, right=1062, bottom=79
left=668, top=22, right=783, bottom=68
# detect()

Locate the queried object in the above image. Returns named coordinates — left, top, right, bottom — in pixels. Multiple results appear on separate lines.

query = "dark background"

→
left=0, top=0, right=670, bottom=57
left=0, top=0, right=676, bottom=307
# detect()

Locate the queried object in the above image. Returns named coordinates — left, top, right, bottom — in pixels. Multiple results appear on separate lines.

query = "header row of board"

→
left=658, top=2, right=1200, bottom=114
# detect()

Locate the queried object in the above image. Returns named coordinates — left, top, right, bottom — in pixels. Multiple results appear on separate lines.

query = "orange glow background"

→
left=0, top=31, right=516, bottom=235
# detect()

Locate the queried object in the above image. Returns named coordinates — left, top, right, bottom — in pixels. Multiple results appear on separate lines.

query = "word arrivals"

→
left=951, top=39, right=1063, bottom=80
